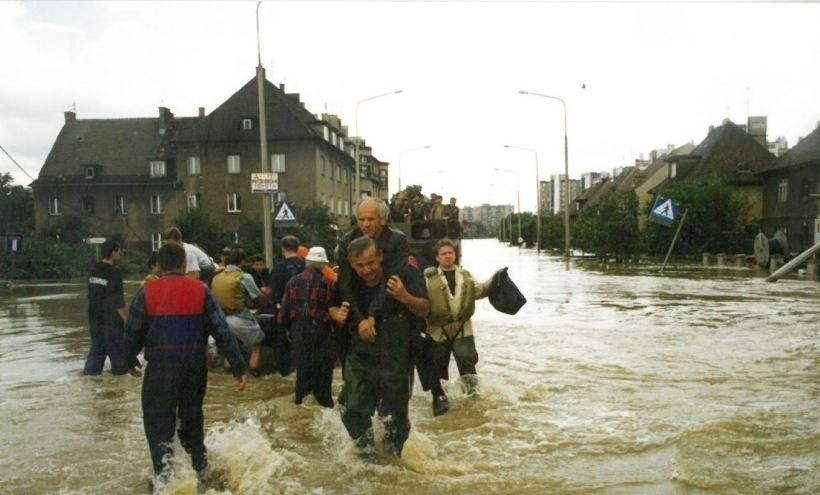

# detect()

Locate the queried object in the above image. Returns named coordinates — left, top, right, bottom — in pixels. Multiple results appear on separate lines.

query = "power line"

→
left=0, top=144, right=36, bottom=182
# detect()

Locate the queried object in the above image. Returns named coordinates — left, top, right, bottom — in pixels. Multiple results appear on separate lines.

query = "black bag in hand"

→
left=488, top=267, right=527, bottom=315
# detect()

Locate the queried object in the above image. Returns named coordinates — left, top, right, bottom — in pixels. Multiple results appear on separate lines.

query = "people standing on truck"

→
left=84, top=240, right=128, bottom=376
left=443, top=196, right=460, bottom=222
left=390, top=190, right=410, bottom=223
left=424, top=238, right=494, bottom=414
left=123, top=242, right=247, bottom=488
left=409, top=192, right=428, bottom=221
left=339, top=236, right=429, bottom=455
left=429, top=194, right=446, bottom=220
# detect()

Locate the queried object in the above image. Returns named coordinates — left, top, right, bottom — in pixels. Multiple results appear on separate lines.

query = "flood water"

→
left=0, top=239, right=818, bottom=494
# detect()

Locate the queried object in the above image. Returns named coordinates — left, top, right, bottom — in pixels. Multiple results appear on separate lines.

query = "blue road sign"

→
left=649, top=197, right=677, bottom=227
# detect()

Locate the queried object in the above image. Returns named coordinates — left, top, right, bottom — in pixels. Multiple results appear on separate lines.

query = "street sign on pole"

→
left=274, top=201, right=298, bottom=227
left=251, top=172, right=278, bottom=194
left=649, top=197, right=677, bottom=227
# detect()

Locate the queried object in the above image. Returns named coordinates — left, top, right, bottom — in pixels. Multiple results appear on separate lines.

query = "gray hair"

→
left=347, top=236, right=379, bottom=261
left=356, top=197, right=390, bottom=223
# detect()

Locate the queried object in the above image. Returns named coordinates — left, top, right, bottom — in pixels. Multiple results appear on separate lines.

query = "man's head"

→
left=449, top=197, right=457, bottom=206
left=157, top=243, right=186, bottom=273
left=433, top=195, right=443, bottom=205
left=101, top=240, right=120, bottom=262
left=163, top=227, right=183, bottom=245
left=227, top=248, right=246, bottom=267
left=347, top=236, right=383, bottom=287
left=250, top=255, right=265, bottom=273
left=356, top=197, right=389, bottom=238
left=280, top=235, right=300, bottom=256
left=434, top=238, right=458, bottom=271
left=305, top=246, right=328, bottom=271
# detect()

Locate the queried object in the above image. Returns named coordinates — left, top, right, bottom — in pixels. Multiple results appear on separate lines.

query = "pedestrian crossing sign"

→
left=649, top=197, right=677, bottom=227
left=274, top=201, right=298, bottom=227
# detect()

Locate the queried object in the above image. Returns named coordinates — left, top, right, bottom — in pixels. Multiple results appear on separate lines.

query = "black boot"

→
left=432, top=394, right=449, bottom=416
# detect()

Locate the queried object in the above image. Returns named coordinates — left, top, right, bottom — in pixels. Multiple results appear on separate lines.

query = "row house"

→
left=757, top=123, right=820, bottom=253
left=32, top=75, right=391, bottom=251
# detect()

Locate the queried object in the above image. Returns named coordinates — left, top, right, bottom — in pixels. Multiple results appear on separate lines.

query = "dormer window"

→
left=85, top=167, right=95, bottom=179
left=242, top=118, right=253, bottom=130
left=150, top=160, right=166, bottom=178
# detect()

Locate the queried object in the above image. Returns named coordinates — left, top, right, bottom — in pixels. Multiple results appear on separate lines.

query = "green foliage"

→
left=645, top=179, right=753, bottom=255
left=276, top=202, right=339, bottom=262
left=40, top=214, right=91, bottom=244
left=0, top=173, right=34, bottom=233
left=574, top=190, right=641, bottom=261
left=174, top=208, right=230, bottom=258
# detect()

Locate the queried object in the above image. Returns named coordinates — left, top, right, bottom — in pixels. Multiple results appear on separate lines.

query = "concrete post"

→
left=702, top=253, right=710, bottom=266
left=806, top=261, right=818, bottom=280
left=716, top=253, right=726, bottom=266
left=769, top=255, right=784, bottom=272
left=735, top=254, right=746, bottom=267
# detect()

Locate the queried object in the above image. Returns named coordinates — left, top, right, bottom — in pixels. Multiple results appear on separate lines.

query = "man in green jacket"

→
left=425, top=238, right=493, bottom=414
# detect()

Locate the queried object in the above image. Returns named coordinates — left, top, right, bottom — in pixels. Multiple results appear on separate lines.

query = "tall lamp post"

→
left=503, top=144, right=540, bottom=253
left=519, top=90, right=571, bottom=257
left=494, top=167, right=521, bottom=244
left=256, top=1, right=273, bottom=267
left=398, top=145, right=432, bottom=192
left=354, top=90, right=402, bottom=201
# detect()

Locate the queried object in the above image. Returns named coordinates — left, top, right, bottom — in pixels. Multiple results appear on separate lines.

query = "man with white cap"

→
left=278, top=246, right=349, bottom=407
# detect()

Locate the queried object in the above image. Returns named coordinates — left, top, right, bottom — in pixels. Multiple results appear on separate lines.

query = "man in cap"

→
left=278, top=247, right=348, bottom=407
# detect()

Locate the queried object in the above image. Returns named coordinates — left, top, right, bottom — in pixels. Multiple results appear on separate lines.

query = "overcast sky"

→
left=2, top=1, right=819, bottom=209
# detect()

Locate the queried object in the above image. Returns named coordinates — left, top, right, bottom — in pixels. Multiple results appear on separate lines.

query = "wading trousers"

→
left=142, top=359, right=208, bottom=475
left=83, top=321, right=127, bottom=375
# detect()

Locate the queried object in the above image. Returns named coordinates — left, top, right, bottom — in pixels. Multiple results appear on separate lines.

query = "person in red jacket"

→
left=124, top=243, right=248, bottom=488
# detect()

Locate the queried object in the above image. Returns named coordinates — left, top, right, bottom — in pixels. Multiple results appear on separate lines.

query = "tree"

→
left=574, top=190, right=641, bottom=261
left=175, top=208, right=228, bottom=258
left=0, top=173, right=34, bottom=233
left=277, top=202, right=338, bottom=262
left=644, top=178, right=753, bottom=256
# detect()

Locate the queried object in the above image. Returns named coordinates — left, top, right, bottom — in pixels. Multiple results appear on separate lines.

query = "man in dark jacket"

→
left=124, top=243, right=248, bottom=487
left=84, top=240, right=128, bottom=375
left=340, top=236, right=429, bottom=455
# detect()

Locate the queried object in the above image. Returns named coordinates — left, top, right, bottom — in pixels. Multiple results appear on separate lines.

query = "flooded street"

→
left=1, top=238, right=818, bottom=494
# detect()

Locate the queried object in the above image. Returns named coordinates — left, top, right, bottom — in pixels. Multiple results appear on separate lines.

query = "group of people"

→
left=82, top=196, right=496, bottom=489
left=390, top=191, right=460, bottom=224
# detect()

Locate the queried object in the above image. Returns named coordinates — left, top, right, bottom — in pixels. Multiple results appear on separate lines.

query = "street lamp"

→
left=503, top=144, right=540, bottom=253
left=493, top=167, right=521, bottom=244
left=354, top=90, right=402, bottom=201
left=519, top=90, right=571, bottom=257
left=398, top=145, right=432, bottom=192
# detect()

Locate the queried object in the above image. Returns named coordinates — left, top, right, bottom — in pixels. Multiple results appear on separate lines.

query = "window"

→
left=48, top=196, right=60, bottom=215
left=777, top=179, right=788, bottom=203
left=331, top=131, right=337, bottom=146
left=82, top=196, right=95, bottom=214
left=321, top=193, right=326, bottom=206
left=339, top=136, right=344, bottom=150
left=343, top=168, right=347, bottom=185
left=150, top=194, right=164, bottom=214
left=323, top=126, right=329, bottom=141
left=670, top=163, right=677, bottom=179
left=150, top=161, right=166, bottom=178
left=330, top=161, right=335, bottom=180
left=321, top=156, right=326, bottom=176
left=85, top=167, right=95, bottom=179
left=114, top=195, right=127, bottom=215
left=271, top=154, right=286, bottom=173
left=242, top=118, right=253, bottom=130
left=227, top=193, right=241, bottom=212
left=337, top=164, right=342, bottom=183
left=187, top=156, right=201, bottom=175
left=187, top=193, right=201, bottom=211
left=151, top=233, right=162, bottom=252
left=227, top=155, right=240, bottom=174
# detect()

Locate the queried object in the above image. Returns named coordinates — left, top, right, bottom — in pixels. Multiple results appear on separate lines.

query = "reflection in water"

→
left=0, top=239, right=817, bottom=494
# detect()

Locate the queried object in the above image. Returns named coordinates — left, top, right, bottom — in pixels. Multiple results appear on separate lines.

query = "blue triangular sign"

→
left=649, top=197, right=677, bottom=227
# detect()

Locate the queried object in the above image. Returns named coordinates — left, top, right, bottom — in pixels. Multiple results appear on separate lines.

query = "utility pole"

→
left=256, top=2, right=273, bottom=267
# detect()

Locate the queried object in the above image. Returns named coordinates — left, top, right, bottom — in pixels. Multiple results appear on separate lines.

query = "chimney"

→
left=198, top=107, right=205, bottom=118
left=747, top=116, right=767, bottom=147
left=279, top=83, right=285, bottom=91
left=158, top=106, right=172, bottom=134
left=64, top=111, right=76, bottom=123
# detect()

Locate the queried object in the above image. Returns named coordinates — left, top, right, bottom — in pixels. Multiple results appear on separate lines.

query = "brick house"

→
left=32, top=75, right=383, bottom=251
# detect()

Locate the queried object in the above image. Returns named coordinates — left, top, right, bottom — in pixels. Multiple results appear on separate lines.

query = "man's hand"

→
left=330, top=301, right=350, bottom=325
left=357, top=316, right=376, bottom=343
left=386, top=275, right=409, bottom=303
left=236, top=374, right=248, bottom=391
left=129, top=363, right=143, bottom=378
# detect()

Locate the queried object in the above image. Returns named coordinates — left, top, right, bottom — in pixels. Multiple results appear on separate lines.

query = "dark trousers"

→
left=83, top=320, right=127, bottom=375
left=272, top=323, right=294, bottom=376
left=292, top=322, right=335, bottom=407
left=431, top=335, right=479, bottom=381
left=142, top=360, right=208, bottom=475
